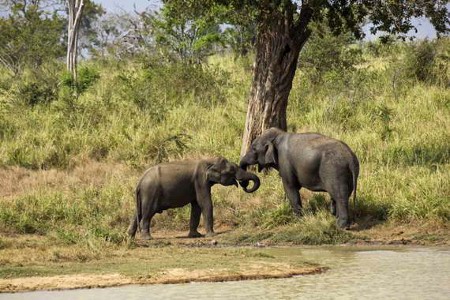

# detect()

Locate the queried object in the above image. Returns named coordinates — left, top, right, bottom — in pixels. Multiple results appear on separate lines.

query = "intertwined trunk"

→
left=66, top=0, right=84, bottom=82
left=240, top=7, right=311, bottom=156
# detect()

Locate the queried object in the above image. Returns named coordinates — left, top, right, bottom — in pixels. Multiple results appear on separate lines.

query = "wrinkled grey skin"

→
left=128, top=157, right=260, bottom=239
left=240, top=128, right=359, bottom=228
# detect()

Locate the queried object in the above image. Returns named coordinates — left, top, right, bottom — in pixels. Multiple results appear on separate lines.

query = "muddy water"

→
left=3, top=246, right=449, bottom=300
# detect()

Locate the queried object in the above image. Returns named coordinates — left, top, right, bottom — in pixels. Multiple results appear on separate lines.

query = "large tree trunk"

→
left=66, top=0, right=84, bottom=83
left=240, top=7, right=311, bottom=157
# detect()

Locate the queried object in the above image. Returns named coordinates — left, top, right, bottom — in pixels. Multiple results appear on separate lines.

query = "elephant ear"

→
left=265, top=142, right=276, bottom=165
left=206, top=158, right=226, bottom=183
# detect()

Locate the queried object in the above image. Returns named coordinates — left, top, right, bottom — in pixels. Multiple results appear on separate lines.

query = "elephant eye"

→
left=222, top=171, right=234, bottom=177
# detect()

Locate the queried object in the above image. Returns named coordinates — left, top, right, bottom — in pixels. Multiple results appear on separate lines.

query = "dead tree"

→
left=66, top=0, right=84, bottom=82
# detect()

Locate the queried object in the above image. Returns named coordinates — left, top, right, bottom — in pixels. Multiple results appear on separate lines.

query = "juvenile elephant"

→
left=128, top=157, right=260, bottom=239
left=240, top=128, right=359, bottom=228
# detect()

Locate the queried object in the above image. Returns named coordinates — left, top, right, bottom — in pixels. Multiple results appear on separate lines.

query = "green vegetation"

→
left=0, top=238, right=323, bottom=293
left=0, top=242, right=316, bottom=279
left=0, top=38, right=449, bottom=250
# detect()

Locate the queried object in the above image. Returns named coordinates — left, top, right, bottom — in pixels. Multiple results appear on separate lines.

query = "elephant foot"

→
left=127, top=229, right=136, bottom=239
left=205, top=231, right=216, bottom=238
left=141, top=232, right=152, bottom=240
left=187, top=231, right=203, bottom=238
left=293, top=209, right=303, bottom=217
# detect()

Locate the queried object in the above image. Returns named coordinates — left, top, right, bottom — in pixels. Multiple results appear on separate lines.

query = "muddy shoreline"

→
left=0, top=266, right=325, bottom=293
left=0, top=227, right=448, bottom=294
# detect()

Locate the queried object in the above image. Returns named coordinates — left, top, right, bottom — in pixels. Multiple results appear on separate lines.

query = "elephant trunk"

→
left=239, top=160, right=249, bottom=171
left=236, top=169, right=260, bottom=193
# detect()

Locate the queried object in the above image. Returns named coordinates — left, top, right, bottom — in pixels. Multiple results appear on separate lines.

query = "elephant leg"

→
left=282, top=178, right=302, bottom=216
left=195, top=185, right=215, bottom=237
left=330, top=198, right=337, bottom=217
left=330, top=187, right=350, bottom=229
left=203, top=204, right=215, bottom=237
left=198, top=201, right=215, bottom=237
left=336, top=198, right=349, bottom=229
left=140, top=193, right=157, bottom=240
left=347, top=188, right=356, bottom=223
left=141, top=211, right=155, bottom=240
left=127, top=213, right=138, bottom=238
left=188, top=201, right=202, bottom=238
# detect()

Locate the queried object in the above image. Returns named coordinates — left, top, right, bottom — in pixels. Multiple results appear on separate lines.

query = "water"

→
left=2, top=247, right=449, bottom=300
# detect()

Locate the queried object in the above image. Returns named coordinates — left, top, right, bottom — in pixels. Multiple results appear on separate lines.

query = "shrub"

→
left=298, top=20, right=363, bottom=84
left=60, top=65, right=101, bottom=95
left=402, top=39, right=449, bottom=86
left=11, top=68, right=60, bottom=106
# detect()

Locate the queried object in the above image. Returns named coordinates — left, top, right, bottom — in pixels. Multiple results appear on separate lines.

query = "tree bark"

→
left=66, top=0, right=84, bottom=83
left=240, top=6, right=312, bottom=157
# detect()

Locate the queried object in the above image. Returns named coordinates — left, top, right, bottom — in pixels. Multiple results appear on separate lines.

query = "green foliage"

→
left=61, top=66, right=101, bottom=94
left=225, top=212, right=353, bottom=245
left=0, top=38, right=449, bottom=246
left=151, top=3, right=224, bottom=63
left=223, top=24, right=256, bottom=57
left=0, top=2, right=65, bottom=75
left=0, top=183, right=132, bottom=244
left=15, top=78, right=58, bottom=107
left=6, top=64, right=61, bottom=106
left=246, top=202, right=297, bottom=230
left=0, top=0, right=107, bottom=70
left=271, top=212, right=353, bottom=245
left=163, top=0, right=449, bottom=51
left=299, top=20, right=363, bottom=84
left=403, top=39, right=449, bottom=86
left=117, top=59, right=229, bottom=112
left=0, top=57, right=231, bottom=169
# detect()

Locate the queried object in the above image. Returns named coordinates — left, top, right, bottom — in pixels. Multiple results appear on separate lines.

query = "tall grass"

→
left=0, top=39, right=448, bottom=245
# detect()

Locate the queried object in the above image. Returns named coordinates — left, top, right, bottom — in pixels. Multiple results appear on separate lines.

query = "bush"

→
left=0, top=182, right=132, bottom=244
left=298, top=20, right=363, bottom=84
left=61, top=65, right=101, bottom=95
left=402, top=39, right=449, bottom=86
left=11, top=67, right=60, bottom=106
left=115, top=59, right=229, bottom=124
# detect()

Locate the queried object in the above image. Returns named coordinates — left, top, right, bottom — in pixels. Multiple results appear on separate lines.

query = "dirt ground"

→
left=1, top=224, right=448, bottom=293
left=0, top=265, right=322, bottom=293
left=0, top=229, right=326, bottom=293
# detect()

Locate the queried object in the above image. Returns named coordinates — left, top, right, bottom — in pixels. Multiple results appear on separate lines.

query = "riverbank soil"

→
left=0, top=223, right=448, bottom=293
left=0, top=233, right=323, bottom=293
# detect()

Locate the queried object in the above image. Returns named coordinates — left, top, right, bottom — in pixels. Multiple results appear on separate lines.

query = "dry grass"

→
left=0, top=233, right=323, bottom=292
left=0, top=39, right=449, bottom=250
left=0, top=161, right=135, bottom=199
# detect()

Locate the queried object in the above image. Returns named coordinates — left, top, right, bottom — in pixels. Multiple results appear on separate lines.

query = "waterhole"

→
left=2, top=246, right=449, bottom=300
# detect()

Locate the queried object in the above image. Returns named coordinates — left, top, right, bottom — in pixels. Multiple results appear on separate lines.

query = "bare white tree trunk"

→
left=66, top=0, right=84, bottom=83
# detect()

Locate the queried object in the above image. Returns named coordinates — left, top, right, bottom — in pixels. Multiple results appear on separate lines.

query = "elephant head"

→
left=206, top=157, right=260, bottom=193
left=240, top=128, right=283, bottom=172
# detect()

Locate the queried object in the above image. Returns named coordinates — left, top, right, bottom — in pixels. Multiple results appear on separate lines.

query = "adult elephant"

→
left=240, top=128, right=359, bottom=228
left=128, top=157, right=260, bottom=239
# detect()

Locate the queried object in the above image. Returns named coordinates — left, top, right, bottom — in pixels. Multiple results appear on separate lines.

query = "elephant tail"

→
left=350, top=156, right=360, bottom=218
left=136, top=186, right=142, bottom=232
